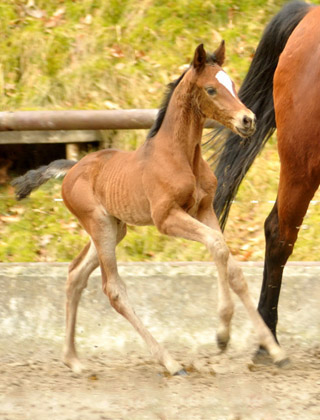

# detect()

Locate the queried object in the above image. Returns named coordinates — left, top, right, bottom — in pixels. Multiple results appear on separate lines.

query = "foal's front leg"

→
left=157, top=207, right=234, bottom=349
left=157, top=207, right=287, bottom=364
left=198, top=206, right=288, bottom=363
left=197, top=207, right=235, bottom=350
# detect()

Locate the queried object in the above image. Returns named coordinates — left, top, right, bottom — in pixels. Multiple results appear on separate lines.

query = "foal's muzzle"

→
left=235, top=113, right=257, bottom=137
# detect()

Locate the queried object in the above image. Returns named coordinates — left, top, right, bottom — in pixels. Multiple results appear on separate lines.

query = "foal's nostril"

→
left=236, top=113, right=256, bottom=137
left=243, top=115, right=253, bottom=127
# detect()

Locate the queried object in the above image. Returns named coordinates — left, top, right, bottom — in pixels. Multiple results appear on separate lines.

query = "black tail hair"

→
left=206, top=1, right=311, bottom=230
left=12, top=159, right=77, bottom=200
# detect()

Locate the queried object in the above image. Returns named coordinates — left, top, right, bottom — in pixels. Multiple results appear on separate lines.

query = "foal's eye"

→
left=205, top=87, right=217, bottom=96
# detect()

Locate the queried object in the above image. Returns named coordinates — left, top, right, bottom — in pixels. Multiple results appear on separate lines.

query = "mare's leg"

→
left=258, top=179, right=318, bottom=345
left=156, top=207, right=287, bottom=364
left=91, top=215, right=183, bottom=375
left=63, top=240, right=99, bottom=373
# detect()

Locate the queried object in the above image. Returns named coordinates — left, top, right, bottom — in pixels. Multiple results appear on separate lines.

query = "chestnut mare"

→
left=208, top=1, right=319, bottom=354
left=13, top=43, right=286, bottom=375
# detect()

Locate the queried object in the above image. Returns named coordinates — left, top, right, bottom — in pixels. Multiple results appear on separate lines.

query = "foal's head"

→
left=186, top=42, right=256, bottom=137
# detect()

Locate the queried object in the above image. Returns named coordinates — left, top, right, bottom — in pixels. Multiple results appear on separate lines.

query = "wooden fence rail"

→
left=0, top=109, right=217, bottom=132
left=0, top=110, right=158, bottom=132
left=0, top=109, right=218, bottom=159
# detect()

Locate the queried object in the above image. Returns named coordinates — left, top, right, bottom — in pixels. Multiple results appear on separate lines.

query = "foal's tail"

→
left=206, top=0, right=311, bottom=230
left=12, top=159, right=77, bottom=200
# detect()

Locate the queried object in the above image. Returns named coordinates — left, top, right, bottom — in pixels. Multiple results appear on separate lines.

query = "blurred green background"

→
left=1, top=0, right=319, bottom=262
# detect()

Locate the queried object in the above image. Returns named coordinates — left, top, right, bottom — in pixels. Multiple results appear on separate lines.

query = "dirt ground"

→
left=0, top=262, right=319, bottom=420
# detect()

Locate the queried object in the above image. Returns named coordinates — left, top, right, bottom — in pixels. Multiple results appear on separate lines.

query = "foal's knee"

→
left=208, top=232, right=229, bottom=264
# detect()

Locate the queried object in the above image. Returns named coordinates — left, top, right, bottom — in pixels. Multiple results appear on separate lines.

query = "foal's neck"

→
left=157, top=85, right=205, bottom=163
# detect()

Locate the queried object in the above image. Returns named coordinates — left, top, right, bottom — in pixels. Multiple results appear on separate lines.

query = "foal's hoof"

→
left=252, top=348, right=291, bottom=368
left=275, top=356, right=291, bottom=369
left=63, top=357, right=86, bottom=374
left=252, top=347, right=274, bottom=366
left=216, top=334, right=229, bottom=352
left=174, top=368, right=188, bottom=376
left=160, top=368, right=188, bottom=377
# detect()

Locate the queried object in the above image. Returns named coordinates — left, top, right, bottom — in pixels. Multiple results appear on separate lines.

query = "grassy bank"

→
left=1, top=0, right=320, bottom=262
left=1, top=0, right=284, bottom=112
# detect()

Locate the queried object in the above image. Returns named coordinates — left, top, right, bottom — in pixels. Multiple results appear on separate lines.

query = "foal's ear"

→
left=192, top=44, right=207, bottom=71
left=213, top=40, right=225, bottom=66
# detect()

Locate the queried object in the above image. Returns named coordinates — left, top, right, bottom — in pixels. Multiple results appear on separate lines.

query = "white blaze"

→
left=216, top=70, right=236, bottom=98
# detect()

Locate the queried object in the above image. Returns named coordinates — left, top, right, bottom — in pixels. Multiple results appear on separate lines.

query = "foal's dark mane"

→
left=147, top=53, right=219, bottom=140
left=147, top=70, right=187, bottom=140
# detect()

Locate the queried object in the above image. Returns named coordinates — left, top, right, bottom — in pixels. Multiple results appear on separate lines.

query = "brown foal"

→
left=13, top=42, right=287, bottom=374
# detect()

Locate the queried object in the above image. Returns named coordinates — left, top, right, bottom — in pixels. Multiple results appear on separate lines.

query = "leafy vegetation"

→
left=1, top=0, right=320, bottom=262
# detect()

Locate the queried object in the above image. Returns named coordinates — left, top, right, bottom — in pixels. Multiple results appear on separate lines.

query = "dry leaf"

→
left=110, top=45, right=125, bottom=58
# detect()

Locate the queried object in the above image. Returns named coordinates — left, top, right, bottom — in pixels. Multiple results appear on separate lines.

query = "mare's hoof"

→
left=174, top=368, right=188, bottom=376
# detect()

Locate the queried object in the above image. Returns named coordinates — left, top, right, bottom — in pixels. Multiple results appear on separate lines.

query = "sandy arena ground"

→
left=0, top=262, right=319, bottom=420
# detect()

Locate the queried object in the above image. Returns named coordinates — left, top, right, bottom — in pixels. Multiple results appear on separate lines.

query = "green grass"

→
left=1, top=0, right=320, bottom=262
left=1, top=0, right=286, bottom=111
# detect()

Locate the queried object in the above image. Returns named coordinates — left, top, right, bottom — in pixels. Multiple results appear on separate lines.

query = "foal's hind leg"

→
left=63, top=240, right=99, bottom=373
left=91, top=215, right=183, bottom=375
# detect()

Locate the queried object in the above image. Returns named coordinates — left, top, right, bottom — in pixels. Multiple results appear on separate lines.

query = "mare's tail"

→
left=207, top=0, right=311, bottom=230
left=12, top=159, right=77, bottom=200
